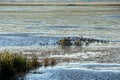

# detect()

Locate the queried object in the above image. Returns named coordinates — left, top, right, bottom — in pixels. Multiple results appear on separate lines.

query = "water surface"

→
left=0, top=6, right=120, bottom=46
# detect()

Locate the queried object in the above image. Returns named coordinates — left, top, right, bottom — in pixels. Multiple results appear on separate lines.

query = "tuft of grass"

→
left=44, top=57, right=49, bottom=67
left=0, top=52, right=57, bottom=79
left=50, top=58, right=56, bottom=66
left=31, top=56, right=40, bottom=68
left=13, top=55, right=26, bottom=72
left=25, top=55, right=41, bottom=71
left=43, top=57, right=56, bottom=67
left=0, top=52, right=40, bottom=79
left=58, top=37, right=72, bottom=46
left=0, top=52, right=15, bottom=79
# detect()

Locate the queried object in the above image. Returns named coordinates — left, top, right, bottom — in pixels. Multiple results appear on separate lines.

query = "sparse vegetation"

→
left=50, top=58, right=56, bottom=66
left=57, top=37, right=72, bottom=46
left=44, top=57, right=49, bottom=67
left=75, top=40, right=82, bottom=46
left=31, top=56, right=40, bottom=68
left=0, top=52, right=40, bottom=80
left=57, top=37, right=109, bottom=46
left=43, top=57, right=56, bottom=67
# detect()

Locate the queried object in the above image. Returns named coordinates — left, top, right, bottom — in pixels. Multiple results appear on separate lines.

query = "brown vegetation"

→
left=44, top=57, right=56, bottom=67
left=0, top=52, right=40, bottom=80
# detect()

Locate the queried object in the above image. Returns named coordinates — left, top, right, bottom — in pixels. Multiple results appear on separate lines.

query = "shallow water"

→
left=0, top=6, right=120, bottom=46
left=0, top=5, right=120, bottom=80
left=18, top=63, right=120, bottom=80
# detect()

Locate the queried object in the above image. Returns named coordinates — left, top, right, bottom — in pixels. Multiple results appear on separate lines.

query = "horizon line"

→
left=0, top=2, right=120, bottom=6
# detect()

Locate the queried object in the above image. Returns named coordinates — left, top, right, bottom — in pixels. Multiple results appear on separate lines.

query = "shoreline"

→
left=0, top=2, right=120, bottom=6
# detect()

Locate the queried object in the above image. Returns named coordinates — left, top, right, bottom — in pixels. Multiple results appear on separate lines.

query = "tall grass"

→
left=13, top=55, right=26, bottom=72
left=0, top=52, right=15, bottom=79
left=31, top=55, right=40, bottom=68
left=0, top=52, right=40, bottom=80
left=0, top=51, right=57, bottom=79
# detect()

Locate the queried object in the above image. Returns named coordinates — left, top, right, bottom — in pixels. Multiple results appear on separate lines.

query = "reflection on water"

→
left=0, top=6, right=120, bottom=47
left=17, top=63, right=120, bottom=80
left=0, top=5, right=120, bottom=80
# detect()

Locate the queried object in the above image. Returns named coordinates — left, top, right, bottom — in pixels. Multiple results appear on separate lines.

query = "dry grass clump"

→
left=50, top=58, right=56, bottom=66
left=0, top=52, right=57, bottom=79
left=44, top=57, right=56, bottom=67
left=0, top=52, right=40, bottom=80
left=31, top=56, right=41, bottom=68
left=44, top=57, right=49, bottom=67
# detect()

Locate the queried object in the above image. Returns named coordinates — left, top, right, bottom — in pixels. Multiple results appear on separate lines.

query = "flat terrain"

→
left=0, top=4, right=120, bottom=80
left=0, top=2, right=120, bottom=6
left=0, top=5, right=120, bottom=63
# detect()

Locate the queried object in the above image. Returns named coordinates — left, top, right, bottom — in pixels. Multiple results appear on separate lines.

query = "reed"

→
left=0, top=52, right=40, bottom=79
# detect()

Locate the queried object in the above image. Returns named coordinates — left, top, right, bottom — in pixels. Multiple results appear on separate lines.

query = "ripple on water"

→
left=19, top=63, right=120, bottom=80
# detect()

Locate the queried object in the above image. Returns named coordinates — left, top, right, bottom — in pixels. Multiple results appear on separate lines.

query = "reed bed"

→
left=0, top=51, right=57, bottom=80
